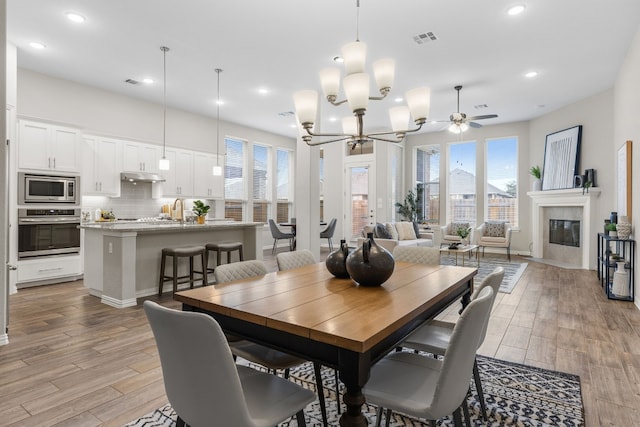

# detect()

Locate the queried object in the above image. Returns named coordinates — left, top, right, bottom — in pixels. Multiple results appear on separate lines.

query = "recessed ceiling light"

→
left=507, top=4, right=526, bottom=16
left=329, top=117, right=338, bottom=122
left=258, top=88, right=269, bottom=95
left=65, top=12, right=86, bottom=23
left=525, top=71, right=538, bottom=78
left=142, top=78, right=154, bottom=84
left=216, top=100, right=225, bottom=105
left=333, top=56, right=344, bottom=63
left=394, top=97, right=403, bottom=103
left=29, top=42, right=46, bottom=49
left=289, top=124, right=297, bottom=128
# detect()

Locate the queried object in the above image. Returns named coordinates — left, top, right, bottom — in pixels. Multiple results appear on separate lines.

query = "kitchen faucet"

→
left=172, top=198, right=184, bottom=222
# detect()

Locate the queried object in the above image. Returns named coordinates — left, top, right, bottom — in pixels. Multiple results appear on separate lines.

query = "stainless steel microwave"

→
left=18, top=172, right=79, bottom=204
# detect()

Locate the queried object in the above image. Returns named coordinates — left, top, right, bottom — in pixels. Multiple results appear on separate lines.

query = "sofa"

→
left=356, top=222, right=442, bottom=253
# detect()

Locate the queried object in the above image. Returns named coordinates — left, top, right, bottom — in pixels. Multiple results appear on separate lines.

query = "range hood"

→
left=120, top=172, right=166, bottom=183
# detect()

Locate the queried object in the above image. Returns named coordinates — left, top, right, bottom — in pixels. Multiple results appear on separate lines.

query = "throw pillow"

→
left=385, top=223, right=399, bottom=240
left=361, top=225, right=375, bottom=238
left=396, top=222, right=417, bottom=240
left=485, top=222, right=506, bottom=237
left=450, top=222, right=470, bottom=236
left=375, top=222, right=392, bottom=239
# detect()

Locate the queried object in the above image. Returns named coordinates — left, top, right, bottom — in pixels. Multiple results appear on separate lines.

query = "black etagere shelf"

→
left=597, top=233, right=635, bottom=301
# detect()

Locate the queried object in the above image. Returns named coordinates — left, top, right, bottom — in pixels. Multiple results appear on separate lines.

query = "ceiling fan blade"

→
left=469, top=121, right=482, bottom=128
left=466, top=114, right=498, bottom=121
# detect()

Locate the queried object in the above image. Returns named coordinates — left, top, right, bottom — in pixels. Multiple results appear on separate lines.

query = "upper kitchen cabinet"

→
left=193, top=152, right=224, bottom=199
left=82, top=135, right=120, bottom=196
left=162, top=148, right=194, bottom=197
left=18, top=120, right=81, bottom=173
left=122, top=141, right=161, bottom=174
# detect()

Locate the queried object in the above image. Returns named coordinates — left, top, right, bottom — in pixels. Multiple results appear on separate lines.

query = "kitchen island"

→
left=81, top=221, right=263, bottom=308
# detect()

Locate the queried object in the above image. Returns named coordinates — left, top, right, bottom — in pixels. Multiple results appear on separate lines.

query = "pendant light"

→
left=212, top=68, right=223, bottom=176
left=158, top=46, right=170, bottom=171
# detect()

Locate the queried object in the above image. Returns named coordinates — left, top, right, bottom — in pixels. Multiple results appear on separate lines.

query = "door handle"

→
left=7, top=264, right=17, bottom=271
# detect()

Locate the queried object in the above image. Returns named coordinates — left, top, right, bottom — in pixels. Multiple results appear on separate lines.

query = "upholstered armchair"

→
left=440, top=222, right=475, bottom=247
left=476, top=221, right=513, bottom=261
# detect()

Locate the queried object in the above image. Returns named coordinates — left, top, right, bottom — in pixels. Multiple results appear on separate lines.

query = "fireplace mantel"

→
left=528, top=188, right=601, bottom=269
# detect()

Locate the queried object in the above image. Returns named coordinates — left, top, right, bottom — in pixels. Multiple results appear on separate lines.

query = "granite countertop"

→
left=80, top=221, right=263, bottom=232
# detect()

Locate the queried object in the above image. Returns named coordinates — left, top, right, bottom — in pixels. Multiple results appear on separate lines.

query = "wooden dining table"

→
left=175, top=261, right=476, bottom=426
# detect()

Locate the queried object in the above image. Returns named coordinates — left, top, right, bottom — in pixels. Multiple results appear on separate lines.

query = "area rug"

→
left=125, top=356, right=583, bottom=427
left=440, top=254, right=528, bottom=293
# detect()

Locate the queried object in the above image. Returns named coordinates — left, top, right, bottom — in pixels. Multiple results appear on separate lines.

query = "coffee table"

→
left=440, top=244, right=480, bottom=266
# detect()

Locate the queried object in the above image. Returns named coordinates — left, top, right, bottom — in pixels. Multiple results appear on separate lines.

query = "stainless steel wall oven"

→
left=18, top=208, right=81, bottom=259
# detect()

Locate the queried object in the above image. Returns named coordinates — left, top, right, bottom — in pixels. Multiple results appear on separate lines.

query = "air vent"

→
left=413, top=31, right=438, bottom=45
left=124, top=78, right=140, bottom=85
left=474, top=104, right=488, bottom=109
left=278, top=111, right=295, bottom=117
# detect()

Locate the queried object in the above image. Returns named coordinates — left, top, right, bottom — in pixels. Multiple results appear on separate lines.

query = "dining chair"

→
left=143, top=301, right=315, bottom=427
left=320, top=218, right=337, bottom=251
left=392, top=246, right=440, bottom=265
left=276, top=249, right=316, bottom=271
left=362, top=286, right=494, bottom=427
left=214, top=259, right=330, bottom=427
left=400, top=266, right=505, bottom=421
left=268, top=219, right=294, bottom=254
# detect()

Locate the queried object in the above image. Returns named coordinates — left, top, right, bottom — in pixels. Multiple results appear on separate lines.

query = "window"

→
left=390, top=145, right=402, bottom=222
left=252, top=144, right=270, bottom=223
left=276, top=149, right=292, bottom=223
left=416, top=145, right=440, bottom=224
left=224, top=137, right=245, bottom=221
left=486, top=137, right=518, bottom=226
left=448, top=141, right=476, bottom=226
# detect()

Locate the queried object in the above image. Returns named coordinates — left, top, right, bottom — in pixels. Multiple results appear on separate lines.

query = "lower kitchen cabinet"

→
left=17, top=255, right=83, bottom=286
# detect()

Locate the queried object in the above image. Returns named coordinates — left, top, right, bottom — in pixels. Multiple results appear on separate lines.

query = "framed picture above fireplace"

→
left=542, top=125, right=582, bottom=190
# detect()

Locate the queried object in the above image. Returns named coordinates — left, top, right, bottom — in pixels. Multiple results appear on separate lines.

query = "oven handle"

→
left=18, top=218, right=81, bottom=224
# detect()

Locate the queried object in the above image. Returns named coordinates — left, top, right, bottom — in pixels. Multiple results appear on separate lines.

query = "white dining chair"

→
left=363, top=286, right=494, bottom=427
left=276, top=249, right=316, bottom=271
left=214, top=259, right=330, bottom=427
left=143, top=301, right=315, bottom=427
left=400, top=266, right=504, bottom=421
left=392, top=246, right=440, bottom=265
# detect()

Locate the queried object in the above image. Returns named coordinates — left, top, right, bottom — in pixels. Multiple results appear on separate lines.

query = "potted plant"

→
left=192, top=200, right=210, bottom=224
left=395, top=186, right=423, bottom=222
left=605, top=222, right=617, bottom=238
left=456, top=226, right=472, bottom=246
left=530, top=165, right=542, bottom=191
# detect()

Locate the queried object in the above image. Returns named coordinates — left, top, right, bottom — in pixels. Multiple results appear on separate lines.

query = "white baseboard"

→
left=0, top=333, right=9, bottom=346
left=101, top=295, right=137, bottom=308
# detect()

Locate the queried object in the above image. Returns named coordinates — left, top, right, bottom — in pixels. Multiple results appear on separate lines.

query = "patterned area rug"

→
left=125, top=356, right=583, bottom=426
left=440, top=254, right=528, bottom=293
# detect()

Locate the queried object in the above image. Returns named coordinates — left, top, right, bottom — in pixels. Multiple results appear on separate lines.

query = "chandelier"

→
left=293, top=0, right=431, bottom=148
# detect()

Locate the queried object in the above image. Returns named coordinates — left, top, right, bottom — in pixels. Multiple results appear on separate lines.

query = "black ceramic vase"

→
left=346, top=233, right=395, bottom=287
left=325, top=239, right=351, bottom=278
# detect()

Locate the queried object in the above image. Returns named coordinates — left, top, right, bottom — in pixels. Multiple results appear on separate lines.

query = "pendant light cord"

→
left=215, top=68, right=223, bottom=166
left=161, top=46, right=169, bottom=158
left=355, top=0, right=360, bottom=42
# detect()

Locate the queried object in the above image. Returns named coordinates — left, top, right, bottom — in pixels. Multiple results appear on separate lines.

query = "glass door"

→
left=345, top=162, right=375, bottom=242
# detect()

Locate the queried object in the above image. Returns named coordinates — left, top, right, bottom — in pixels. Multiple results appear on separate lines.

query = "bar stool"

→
left=158, top=245, right=208, bottom=297
left=205, top=242, right=244, bottom=274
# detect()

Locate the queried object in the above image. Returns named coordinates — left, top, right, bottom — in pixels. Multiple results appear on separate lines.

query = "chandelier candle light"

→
left=158, top=46, right=170, bottom=171
left=213, top=68, right=223, bottom=176
left=293, top=0, right=431, bottom=148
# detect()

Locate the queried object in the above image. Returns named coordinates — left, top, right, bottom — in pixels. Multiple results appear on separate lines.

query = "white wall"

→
left=614, top=26, right=640, bottom=308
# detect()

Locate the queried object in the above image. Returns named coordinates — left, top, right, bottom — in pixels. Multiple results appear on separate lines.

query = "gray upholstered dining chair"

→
left=400, top=266, right=504, bottom=421
left=319, top=218, right=337, bottom=251
left=143, top=301, right=315, bottom=427
left=213, top=259, right=330, bottom=427
left=362, top=286, right=494, bottom=427
left=276, top=249, right=316, bottom=271
left=268, top=219, right=294, bottom=254
left=392, top=246, right=441, bottom=265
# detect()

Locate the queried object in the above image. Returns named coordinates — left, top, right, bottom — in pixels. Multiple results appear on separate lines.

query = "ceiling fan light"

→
left=389, top=106, right=410, bottom=132
left=405, top=87, right=431, bottom=121
left=460, top=123, right=469, bottom=132
left=373, top=58, right=395, bottom=92
left=293, top=90, right=319, bottom=125
left=319, top=68, right=341, bottom=99
left=343, top=73, right=370, bottom=112
left=342, top=41, right=367, bottom=75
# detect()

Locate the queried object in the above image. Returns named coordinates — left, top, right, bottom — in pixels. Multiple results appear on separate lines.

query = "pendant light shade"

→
left=213, top=68, right=223, bottom=176
left=158, top=46, right=170, bottom=171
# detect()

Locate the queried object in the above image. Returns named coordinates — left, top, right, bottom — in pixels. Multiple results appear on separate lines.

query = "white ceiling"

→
left=7, top=0, right=640, bottom=139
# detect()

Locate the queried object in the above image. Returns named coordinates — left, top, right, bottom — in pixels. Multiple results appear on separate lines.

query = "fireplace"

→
left=549, top=219, right=580, bottom=247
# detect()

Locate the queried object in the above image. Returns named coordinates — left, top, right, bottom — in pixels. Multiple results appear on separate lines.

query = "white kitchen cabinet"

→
left=193, top=152, right=224, bottom=198
left=18, top=120, right=81, bottom=173
left=122, top=141, right=161, bottom=174
left=162, top=148, right=194, bottom=196
left=82, top=135, right=120, bottom=196
left=17, top=255, right=82, bottom=285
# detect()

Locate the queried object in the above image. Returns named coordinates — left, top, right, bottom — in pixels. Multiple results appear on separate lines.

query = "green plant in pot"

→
left=192, top=200, right=210, bottom=224
left=605, top=222, right=617, bottom=237
left=530, top=165, right=542, bottom=191
left=456, top=226, right=472, bottom=245
left=395, top=186, right=423, bottom=222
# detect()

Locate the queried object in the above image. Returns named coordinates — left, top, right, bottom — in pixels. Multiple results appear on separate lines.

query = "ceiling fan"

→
left=440, top=85, right=498, bottom=134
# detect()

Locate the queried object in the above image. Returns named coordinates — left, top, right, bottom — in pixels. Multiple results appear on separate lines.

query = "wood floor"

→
left=1, top=251, right=639, bottom=426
